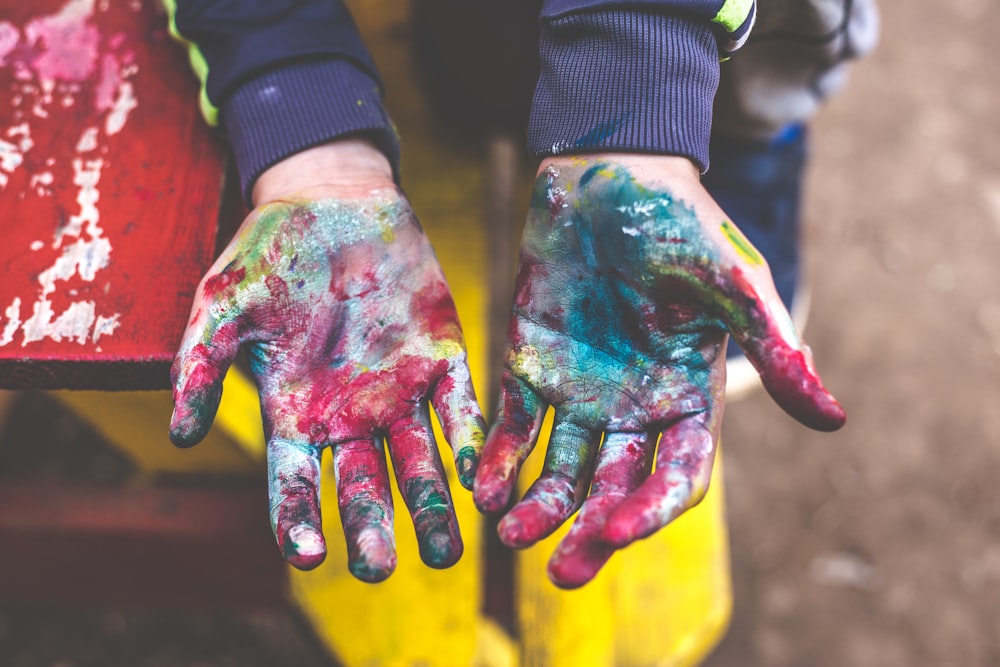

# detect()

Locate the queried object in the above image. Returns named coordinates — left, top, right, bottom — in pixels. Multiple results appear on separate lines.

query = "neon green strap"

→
left=161, top=0, right=219, bottom=126
left=712, top=0, right=753, bottom=33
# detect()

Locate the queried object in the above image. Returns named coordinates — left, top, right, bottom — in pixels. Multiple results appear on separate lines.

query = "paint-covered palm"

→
left=474, top=155, right=844, bottom=588
left=170, top=185, right=485, bottom=582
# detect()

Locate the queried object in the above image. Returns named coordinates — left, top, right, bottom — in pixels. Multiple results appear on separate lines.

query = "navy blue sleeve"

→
left=529, top=0, right=756, bottom=171
left=170, top=0, right=400, bottom=203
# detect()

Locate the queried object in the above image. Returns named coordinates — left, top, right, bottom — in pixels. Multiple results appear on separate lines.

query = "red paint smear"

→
left=291, top=355, right=450, bottom=440
left=410, top=281, right=460, bottom=341
left=726, top=269, right=846, bottom=431
left=760, top=347, right=846, bottom=432
left=513, top=262, right=550, bottom=311
left=547, top=497, right=619, bottom=589
left=265, top=274, right=288, bottom=300
left=548, top=189, right=567, bottom=219
left=201, top=266, right=246, bottom=299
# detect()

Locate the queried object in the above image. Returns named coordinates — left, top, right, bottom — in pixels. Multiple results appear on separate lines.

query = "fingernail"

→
left=455, top=446, right=479, bottom=490
left=283, top=524, right=327, bottom=570
left=497, top=509, right=549, bottom=549
left=349, top=526, right=397, bottom=583
left=419, top=526, right=463, bottom=569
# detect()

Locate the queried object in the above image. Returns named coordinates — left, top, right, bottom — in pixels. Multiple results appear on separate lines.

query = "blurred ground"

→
left=3, top=0, right=1000, bottom=665
left=707, top=0, right=1000, bottom=664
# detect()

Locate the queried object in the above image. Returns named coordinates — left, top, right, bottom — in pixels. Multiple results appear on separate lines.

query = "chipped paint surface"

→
left=0, top=0, right=140, bottom=348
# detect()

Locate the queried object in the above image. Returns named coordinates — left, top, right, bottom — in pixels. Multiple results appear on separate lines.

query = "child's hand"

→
left=474, top=154, right=843, bottom=588
left=170, top=141, right=485, bottom=581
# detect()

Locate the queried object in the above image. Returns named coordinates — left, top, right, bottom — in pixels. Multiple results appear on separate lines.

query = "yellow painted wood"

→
left=53, top=368, right=265, bottom=474
left=516, top=418, right=731, bottom=667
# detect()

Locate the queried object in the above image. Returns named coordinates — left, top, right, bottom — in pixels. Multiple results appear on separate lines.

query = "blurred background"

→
left=2, top=0, right=1000, bottom=665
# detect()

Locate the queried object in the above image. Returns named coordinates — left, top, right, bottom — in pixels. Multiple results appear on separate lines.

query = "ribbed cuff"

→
left=223, top=59, right=401, bottom=205
left=528, top=10, right=720, bottom=172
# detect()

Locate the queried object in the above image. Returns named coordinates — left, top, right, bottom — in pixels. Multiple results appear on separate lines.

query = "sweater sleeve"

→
left=528, top=0, right=756, bottom=172
left=165, top=0, right=400, bottom=204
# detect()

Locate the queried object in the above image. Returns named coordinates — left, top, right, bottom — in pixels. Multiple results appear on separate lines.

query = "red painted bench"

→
left=0, top=0, right=287, bottom=610
left=0, top=0, right=224, bottom=390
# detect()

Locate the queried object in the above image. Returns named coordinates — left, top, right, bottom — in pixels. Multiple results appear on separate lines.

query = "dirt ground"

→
left=3, top=0, right=1000, bottom=665
left=707, top=0, right=1000, bottom=664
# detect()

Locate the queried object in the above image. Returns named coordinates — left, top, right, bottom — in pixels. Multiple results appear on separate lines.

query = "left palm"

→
left=474, top=157, right=844, bottom=588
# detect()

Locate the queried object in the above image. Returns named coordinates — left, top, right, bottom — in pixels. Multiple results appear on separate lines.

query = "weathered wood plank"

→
left=0, top=0, right=225, bottom=389
left=0, top=482, right=287, bottom=609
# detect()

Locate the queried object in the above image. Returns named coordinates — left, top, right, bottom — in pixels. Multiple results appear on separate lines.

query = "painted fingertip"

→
left=348, top=527, right=397, bottom=583
left=169, top=404, right=213, bottom=448
left=169, top=381, right=224, bottom=447
left=497, top=506, right=551, bottom=549
left=472, top=474, right=514, bottom=514
left=760, top=359, right=846, bottom=432
left=547, top=550, right=610, bottom=590
left=455, top=445, right=480, bottom=491
left=418, top=526, right=464, bottom=569
left=282, top=524, right=327, bottom=571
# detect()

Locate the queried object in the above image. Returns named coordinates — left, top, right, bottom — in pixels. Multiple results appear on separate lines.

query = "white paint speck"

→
left=76, top=126, right=99, bottom=152
left=91, top=312, right=120, bottom=341
left=0, top=139, right=23, bottom=177
left=30, top=171, right=53, bottom=196
left=22, top=298, right=96, bottom=345
left=622, top=226, right=641, bottom=237
left=0, top=298, right=22, bottom=346
left=104, top=80, right=136, bottom=135
left=30, top=241, right=44, bottom=251
left=37, top=236, right=113, bottom=297
left=55, top=156, right=103, bottom=244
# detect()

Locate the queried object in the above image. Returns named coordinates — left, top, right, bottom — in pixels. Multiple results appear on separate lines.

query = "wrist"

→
left=252, top=138, right=394, bottom=206
left=540, top=153, right=700, bottom=185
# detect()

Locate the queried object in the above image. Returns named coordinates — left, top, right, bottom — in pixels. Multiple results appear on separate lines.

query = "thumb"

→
left=170, top=315, right=242, bottom=447
left=722, top=264, right=845, bottom=432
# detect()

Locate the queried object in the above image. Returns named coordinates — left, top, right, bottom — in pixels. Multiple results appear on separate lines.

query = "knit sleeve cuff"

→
left=222, top=59, right=401, bottom=205
left=528, top=10, right=720, bottom=172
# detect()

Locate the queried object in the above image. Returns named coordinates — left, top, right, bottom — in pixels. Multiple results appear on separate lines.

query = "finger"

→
left=333, top=438, right=397, bottom=582
left=719, top=263, right=845, bottom=431
left=268, top=437, right=327, bottom=571
left=473, top=371, right=546, bottom=513
left=387, top=407, right=463, bottom=569
left=430, top=358, right=487, bottom=491
left=547, top=431, right=655, bottom=589
left=169, top=315, right=243, bottom=447
left=602, top=414, right=717, bottom=548
left=497, top=416, right=601, bottom=549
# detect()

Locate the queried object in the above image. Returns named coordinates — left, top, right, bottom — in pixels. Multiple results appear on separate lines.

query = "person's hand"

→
left=169, top=140, right=485, bottom=581
left=474, top=154, right=844, bottom=588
